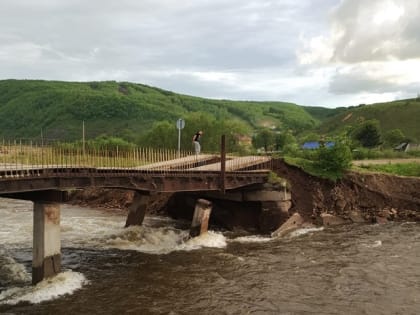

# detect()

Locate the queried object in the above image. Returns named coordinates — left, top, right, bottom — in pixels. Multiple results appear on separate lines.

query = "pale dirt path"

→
left=353, top=158, right=420, bottom=166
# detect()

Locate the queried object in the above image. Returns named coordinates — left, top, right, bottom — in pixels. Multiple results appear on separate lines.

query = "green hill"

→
left=302, top=106, right=348, bottom=122
left=1, top=79, right=419, bottom=149
left=318, top=99, right=420, bottom=142
left=0, top=79, right=317, bottom=143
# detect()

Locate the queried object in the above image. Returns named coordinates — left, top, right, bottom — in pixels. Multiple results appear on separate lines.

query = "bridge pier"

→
left=190, top=199, right=212, bottom=237
left=33, top=202, right=61, bottom=285
left=167, top=185, right=291, bottom=234
left=125, top=192, right=150, bottom=227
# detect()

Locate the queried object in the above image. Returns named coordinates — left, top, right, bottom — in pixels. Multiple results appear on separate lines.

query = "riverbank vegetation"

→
left=356, top=163, right=420, bottom=177
left=283, top=141, right=352, bottom=181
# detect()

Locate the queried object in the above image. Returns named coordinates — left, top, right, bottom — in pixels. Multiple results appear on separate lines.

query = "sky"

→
left=1, top=0, right=419, bottom=108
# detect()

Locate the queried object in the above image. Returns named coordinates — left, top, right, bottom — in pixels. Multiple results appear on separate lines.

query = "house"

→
left=394, top=142, right=409, bottom=151
left=394, top=143, right=420, bottom=152
left=302, top=141, right=335, bottom=149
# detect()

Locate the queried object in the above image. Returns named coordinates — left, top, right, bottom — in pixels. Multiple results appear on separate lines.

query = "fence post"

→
left=220, top=135, right=226, bottom=194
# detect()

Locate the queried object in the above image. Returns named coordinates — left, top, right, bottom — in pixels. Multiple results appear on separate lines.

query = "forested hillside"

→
left=1, top=80, right=419, bottom=152
left=0, top=80, right=317, bottom=149
left=317, top=99, right=420, bottom=142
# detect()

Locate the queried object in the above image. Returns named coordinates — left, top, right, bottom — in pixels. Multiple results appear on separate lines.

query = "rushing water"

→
left=0, top=198, right=419, bottom=314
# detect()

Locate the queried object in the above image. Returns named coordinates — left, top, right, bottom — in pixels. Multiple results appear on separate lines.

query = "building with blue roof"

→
left=301, top=141, right=335, bottom=149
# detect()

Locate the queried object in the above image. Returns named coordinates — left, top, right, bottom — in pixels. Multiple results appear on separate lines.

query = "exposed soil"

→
left=67, top=188, right=172, bottom=215
left=272, top=159, right=420, bottom=222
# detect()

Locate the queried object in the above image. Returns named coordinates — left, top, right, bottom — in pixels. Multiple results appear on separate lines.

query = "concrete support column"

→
left=190, top=199, right=212, bottom=237
left=33, top=202, right=61, bottom=285
left=125, top=192, right=150, bottom=227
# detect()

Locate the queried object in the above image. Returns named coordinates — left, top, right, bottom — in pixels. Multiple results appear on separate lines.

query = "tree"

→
left=141, top=121, right=177, bottom=149
left=86, top=135, right=136, bottom=151
left=252, top=129, right=275, bottom=152
left=317, top=141, right=352, bottom=177
left=352, top=120, right=381, bottom=148
left=138, top=112, right=251, bottom=153
left=181, top=112, right=217, bottom=152
left=383, top=129, right=406, bottom=147
left=217, top=119, right=251, bottom=153
left=299, top=132, right=319, bottom=144
left=274, top=131, right=296, bottom=151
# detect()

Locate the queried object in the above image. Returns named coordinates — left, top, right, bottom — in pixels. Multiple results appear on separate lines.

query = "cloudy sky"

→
left=1, top=0, right=419, bottom=108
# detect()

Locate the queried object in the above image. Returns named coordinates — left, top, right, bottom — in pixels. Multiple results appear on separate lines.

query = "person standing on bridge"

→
left=192, top=131, right=203, bottom=155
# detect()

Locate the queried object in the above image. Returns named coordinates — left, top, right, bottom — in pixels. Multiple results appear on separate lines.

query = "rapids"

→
left=0, top=198, right=419, bottom=314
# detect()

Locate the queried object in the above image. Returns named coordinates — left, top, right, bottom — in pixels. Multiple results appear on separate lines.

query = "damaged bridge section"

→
left=0, top=149, right=274, bottom=285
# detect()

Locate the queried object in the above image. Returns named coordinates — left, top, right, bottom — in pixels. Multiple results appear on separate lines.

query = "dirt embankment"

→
left=272, top=159, right=420, bottom=222
left=68, top=188, right=172, bottom=215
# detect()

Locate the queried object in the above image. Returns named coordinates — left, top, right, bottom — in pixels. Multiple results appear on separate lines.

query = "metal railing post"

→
left=220, top=135, right=226, bottom=194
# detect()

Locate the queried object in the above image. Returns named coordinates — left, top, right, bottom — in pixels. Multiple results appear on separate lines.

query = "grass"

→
left=284, top=156, right=344, bottom=181
left=357, top=163, right=420, bottom=177
left=352, top=148, right=420, bottom=160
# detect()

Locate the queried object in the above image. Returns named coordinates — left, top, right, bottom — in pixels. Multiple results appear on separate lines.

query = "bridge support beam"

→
left=33, top=202, right=61, bottom=285
left=190, top=199, right=212, bottom=237
left=125, top=192, right=150, bottom=227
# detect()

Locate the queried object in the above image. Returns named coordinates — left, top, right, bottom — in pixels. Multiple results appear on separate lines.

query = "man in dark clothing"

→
left=192, top=131, right=203, bottom=155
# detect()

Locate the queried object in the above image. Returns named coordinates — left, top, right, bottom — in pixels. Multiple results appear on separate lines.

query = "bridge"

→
left=0, top=138, right=281, bottom=285
left=0, top=154, right=271, bottom=195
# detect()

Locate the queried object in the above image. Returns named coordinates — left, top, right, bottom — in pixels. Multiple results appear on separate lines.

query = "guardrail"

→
left=0, top=140, right=194, bottom=171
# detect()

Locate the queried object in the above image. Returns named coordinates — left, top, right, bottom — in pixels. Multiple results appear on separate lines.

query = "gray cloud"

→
left=0, top=0, right=417, bottom=107
left=330, top=0, right=420, bottom=63
left=329, top=70, right=398, bottom=94
left=296, top=0, right=420, bottom=103
left=1, top=1, right=307, bottom=71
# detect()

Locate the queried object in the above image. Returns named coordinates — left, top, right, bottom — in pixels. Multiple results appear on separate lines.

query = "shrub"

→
left=316, top=142, right=352, bottom=178
left=352, top=120, right=381, bottom=148
left=285, top=142, right=352, bottom=180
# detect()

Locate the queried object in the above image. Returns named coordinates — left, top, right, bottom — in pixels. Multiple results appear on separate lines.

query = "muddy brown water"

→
left=1, top=198, right=419, bottom=314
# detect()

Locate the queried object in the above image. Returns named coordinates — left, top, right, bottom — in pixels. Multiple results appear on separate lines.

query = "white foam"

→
left=102, top=226, right=226, bottom=254
left=0, top=199, right=225, bottom=255
left=231, top=235, right=273, bottom=243
left=103, top=226, right=188, bottom=254
left=0, top=271, right=88, bottom=305
left=177, top=231, right=227, bottom=251
left=0, top=250, right=31, bottom=285
left=288, top=227, right=324, bottom=238
left=362, top=240, right=383, bottom=248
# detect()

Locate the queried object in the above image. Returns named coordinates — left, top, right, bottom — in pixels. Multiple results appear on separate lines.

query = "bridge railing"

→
left=0, top=139, right=273, bottom=178
left=0, top=140, right=197, bottom=171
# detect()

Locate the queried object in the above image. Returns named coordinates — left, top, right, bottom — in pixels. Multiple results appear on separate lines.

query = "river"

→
left=0, top=197, right=419, bottom=314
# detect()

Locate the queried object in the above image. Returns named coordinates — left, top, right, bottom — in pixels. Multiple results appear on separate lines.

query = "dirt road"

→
left=352, top=158, right=420, bottom=166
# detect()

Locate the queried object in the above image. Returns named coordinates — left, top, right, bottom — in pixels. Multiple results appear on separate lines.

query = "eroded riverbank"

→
left=67, top=159, right=420, bottom=234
